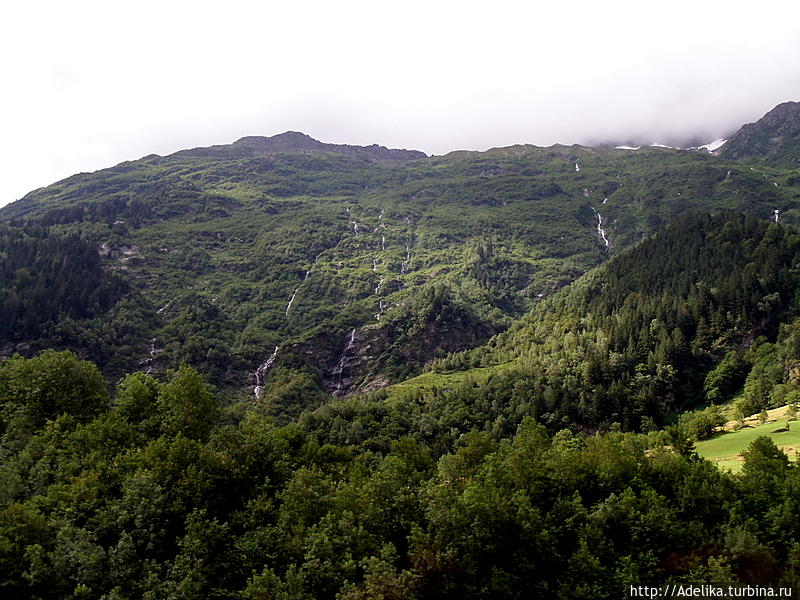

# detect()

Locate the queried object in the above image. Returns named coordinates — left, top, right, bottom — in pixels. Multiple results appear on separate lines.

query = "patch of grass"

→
left=384, top=364, right=508, bottom=401
left=696, top=415, right=800, bottom=472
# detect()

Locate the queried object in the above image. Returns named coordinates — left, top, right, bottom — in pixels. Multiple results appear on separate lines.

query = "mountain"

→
left=720, top=101, right=800, bottom=165
left=0, top=113, right=799, bottom=413
left=5, top=108, right=800, bottom=597
left=173, top=131, right=428, bottom=161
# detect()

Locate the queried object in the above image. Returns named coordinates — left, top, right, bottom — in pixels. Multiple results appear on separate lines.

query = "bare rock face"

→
left=720, top=101, right=800, bottom=162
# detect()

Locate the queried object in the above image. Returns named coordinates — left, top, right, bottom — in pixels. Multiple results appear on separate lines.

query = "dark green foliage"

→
left=0, top=225, right=129, bottom=339
left=0, top=349, right=798, bottom=598
left=0, top=224, right=159, bottom=380
left=0, top=350, right=108, bottom=434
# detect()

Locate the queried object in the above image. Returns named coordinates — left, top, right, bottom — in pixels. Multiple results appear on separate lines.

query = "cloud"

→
left=1, top=0, right=800, bottom=206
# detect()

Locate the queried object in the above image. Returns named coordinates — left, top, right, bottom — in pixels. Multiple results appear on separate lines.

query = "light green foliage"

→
left=704, top=351, right=747, bottom=404
left=695, top=418, right=800, bottom=471
left=680, top=405, right=726, bottom=441
left=114, top=372, right=160, bottom=434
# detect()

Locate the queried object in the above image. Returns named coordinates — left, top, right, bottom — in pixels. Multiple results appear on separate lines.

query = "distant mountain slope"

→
left=1, top=121, right=799, bottom=412
left=0, top=225, right=158, bottom=379
left=720, top=101, right=800, bottom=165
left=173, top=131, right=428, bottom=161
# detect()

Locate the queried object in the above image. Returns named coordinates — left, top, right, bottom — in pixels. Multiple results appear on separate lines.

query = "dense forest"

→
left=1, top=351, right=799, bottom=599
left=0, top=225, right=157, bottom=379
left=418, top=213, right=800, bottom=432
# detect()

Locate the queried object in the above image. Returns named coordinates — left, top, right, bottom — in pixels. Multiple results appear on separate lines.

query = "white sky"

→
left=2, top=0, right=800, bottom=208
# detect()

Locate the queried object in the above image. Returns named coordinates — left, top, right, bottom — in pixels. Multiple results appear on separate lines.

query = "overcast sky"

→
left=2, top=0, right=800, bottom=208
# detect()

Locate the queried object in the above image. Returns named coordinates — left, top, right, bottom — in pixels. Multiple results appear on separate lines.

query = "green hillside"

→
left=4, top=106, right=800, bottom=596
left=2, top=133, right=799, bottom=417
left=696, top=417, right=800, bottom=472
left=372, top=212, right=800, bottom=433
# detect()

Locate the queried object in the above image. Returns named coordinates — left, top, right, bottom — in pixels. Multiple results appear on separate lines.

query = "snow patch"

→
left=699, top=138, right=727, bottom=152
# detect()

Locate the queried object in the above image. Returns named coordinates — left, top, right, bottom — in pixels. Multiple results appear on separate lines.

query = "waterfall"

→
left=375, top=300, right=385, bottom=321
left=143, top=338, right=159, bottom=375
left=253, top=346, right=280, bottom=399
left=285, top=288, right=298, bottom=317
left=332, top=329, right=357, bottom=396
left=593, top=208, right=610, bottom=249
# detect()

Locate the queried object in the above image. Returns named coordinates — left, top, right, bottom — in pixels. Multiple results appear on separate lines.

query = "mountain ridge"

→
left=5, top=102, right=800, bottom=597
left=169, top=130, right=428, bottom=162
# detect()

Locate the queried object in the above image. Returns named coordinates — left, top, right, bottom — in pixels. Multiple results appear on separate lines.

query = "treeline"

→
left=1, top=350, right=799, bottom=599
left=427, top=212, right=800, bottom=431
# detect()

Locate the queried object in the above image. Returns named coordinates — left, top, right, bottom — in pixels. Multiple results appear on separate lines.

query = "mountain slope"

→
left=720, top=101, right=800, bottom=166
left=380, top=211, right=800, bottom=432
left=1, top=127, right=799, bottom=410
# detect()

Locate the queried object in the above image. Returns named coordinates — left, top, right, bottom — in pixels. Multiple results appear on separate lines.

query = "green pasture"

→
left=696, top=418, right=800, bottom=472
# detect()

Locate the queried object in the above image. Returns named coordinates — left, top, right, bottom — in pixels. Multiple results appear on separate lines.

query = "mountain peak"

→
left=174, top=132, right=426, bottom=162
left=719, top=101, right=800, bottom=163
left=233, top=132, right=326, bottom=152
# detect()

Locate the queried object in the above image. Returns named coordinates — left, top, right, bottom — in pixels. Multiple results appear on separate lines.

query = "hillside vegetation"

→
left=2, top=133, right=799, bottom=412
left=1, top=351, right=799, bottom=598
left=5, top=106, right=800, bottom=594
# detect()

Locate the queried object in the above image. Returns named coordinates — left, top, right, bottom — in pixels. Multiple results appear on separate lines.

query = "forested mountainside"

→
left=3, top=104, right=800, bottom=597
left=1, top=317, right=800, bottom=597
left=392, top=212, right=800, bottom=432
left=1, top=124, right=799, bottom=408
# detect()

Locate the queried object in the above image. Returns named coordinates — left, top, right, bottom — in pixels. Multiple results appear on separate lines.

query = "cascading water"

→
left=332, top=329, right=357, bottom=396
left=593, top=208, right=610, bottom=249
left=253, top=346, right=279, bottom=399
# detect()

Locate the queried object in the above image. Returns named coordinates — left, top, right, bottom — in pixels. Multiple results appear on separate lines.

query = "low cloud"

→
left=1, top=0, right=799, bottom=207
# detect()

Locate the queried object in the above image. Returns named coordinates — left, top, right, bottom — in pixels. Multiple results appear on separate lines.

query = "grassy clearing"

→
left=384, top=364, right=509, bottom=401
left=696, top=405, right=800, bottom=472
